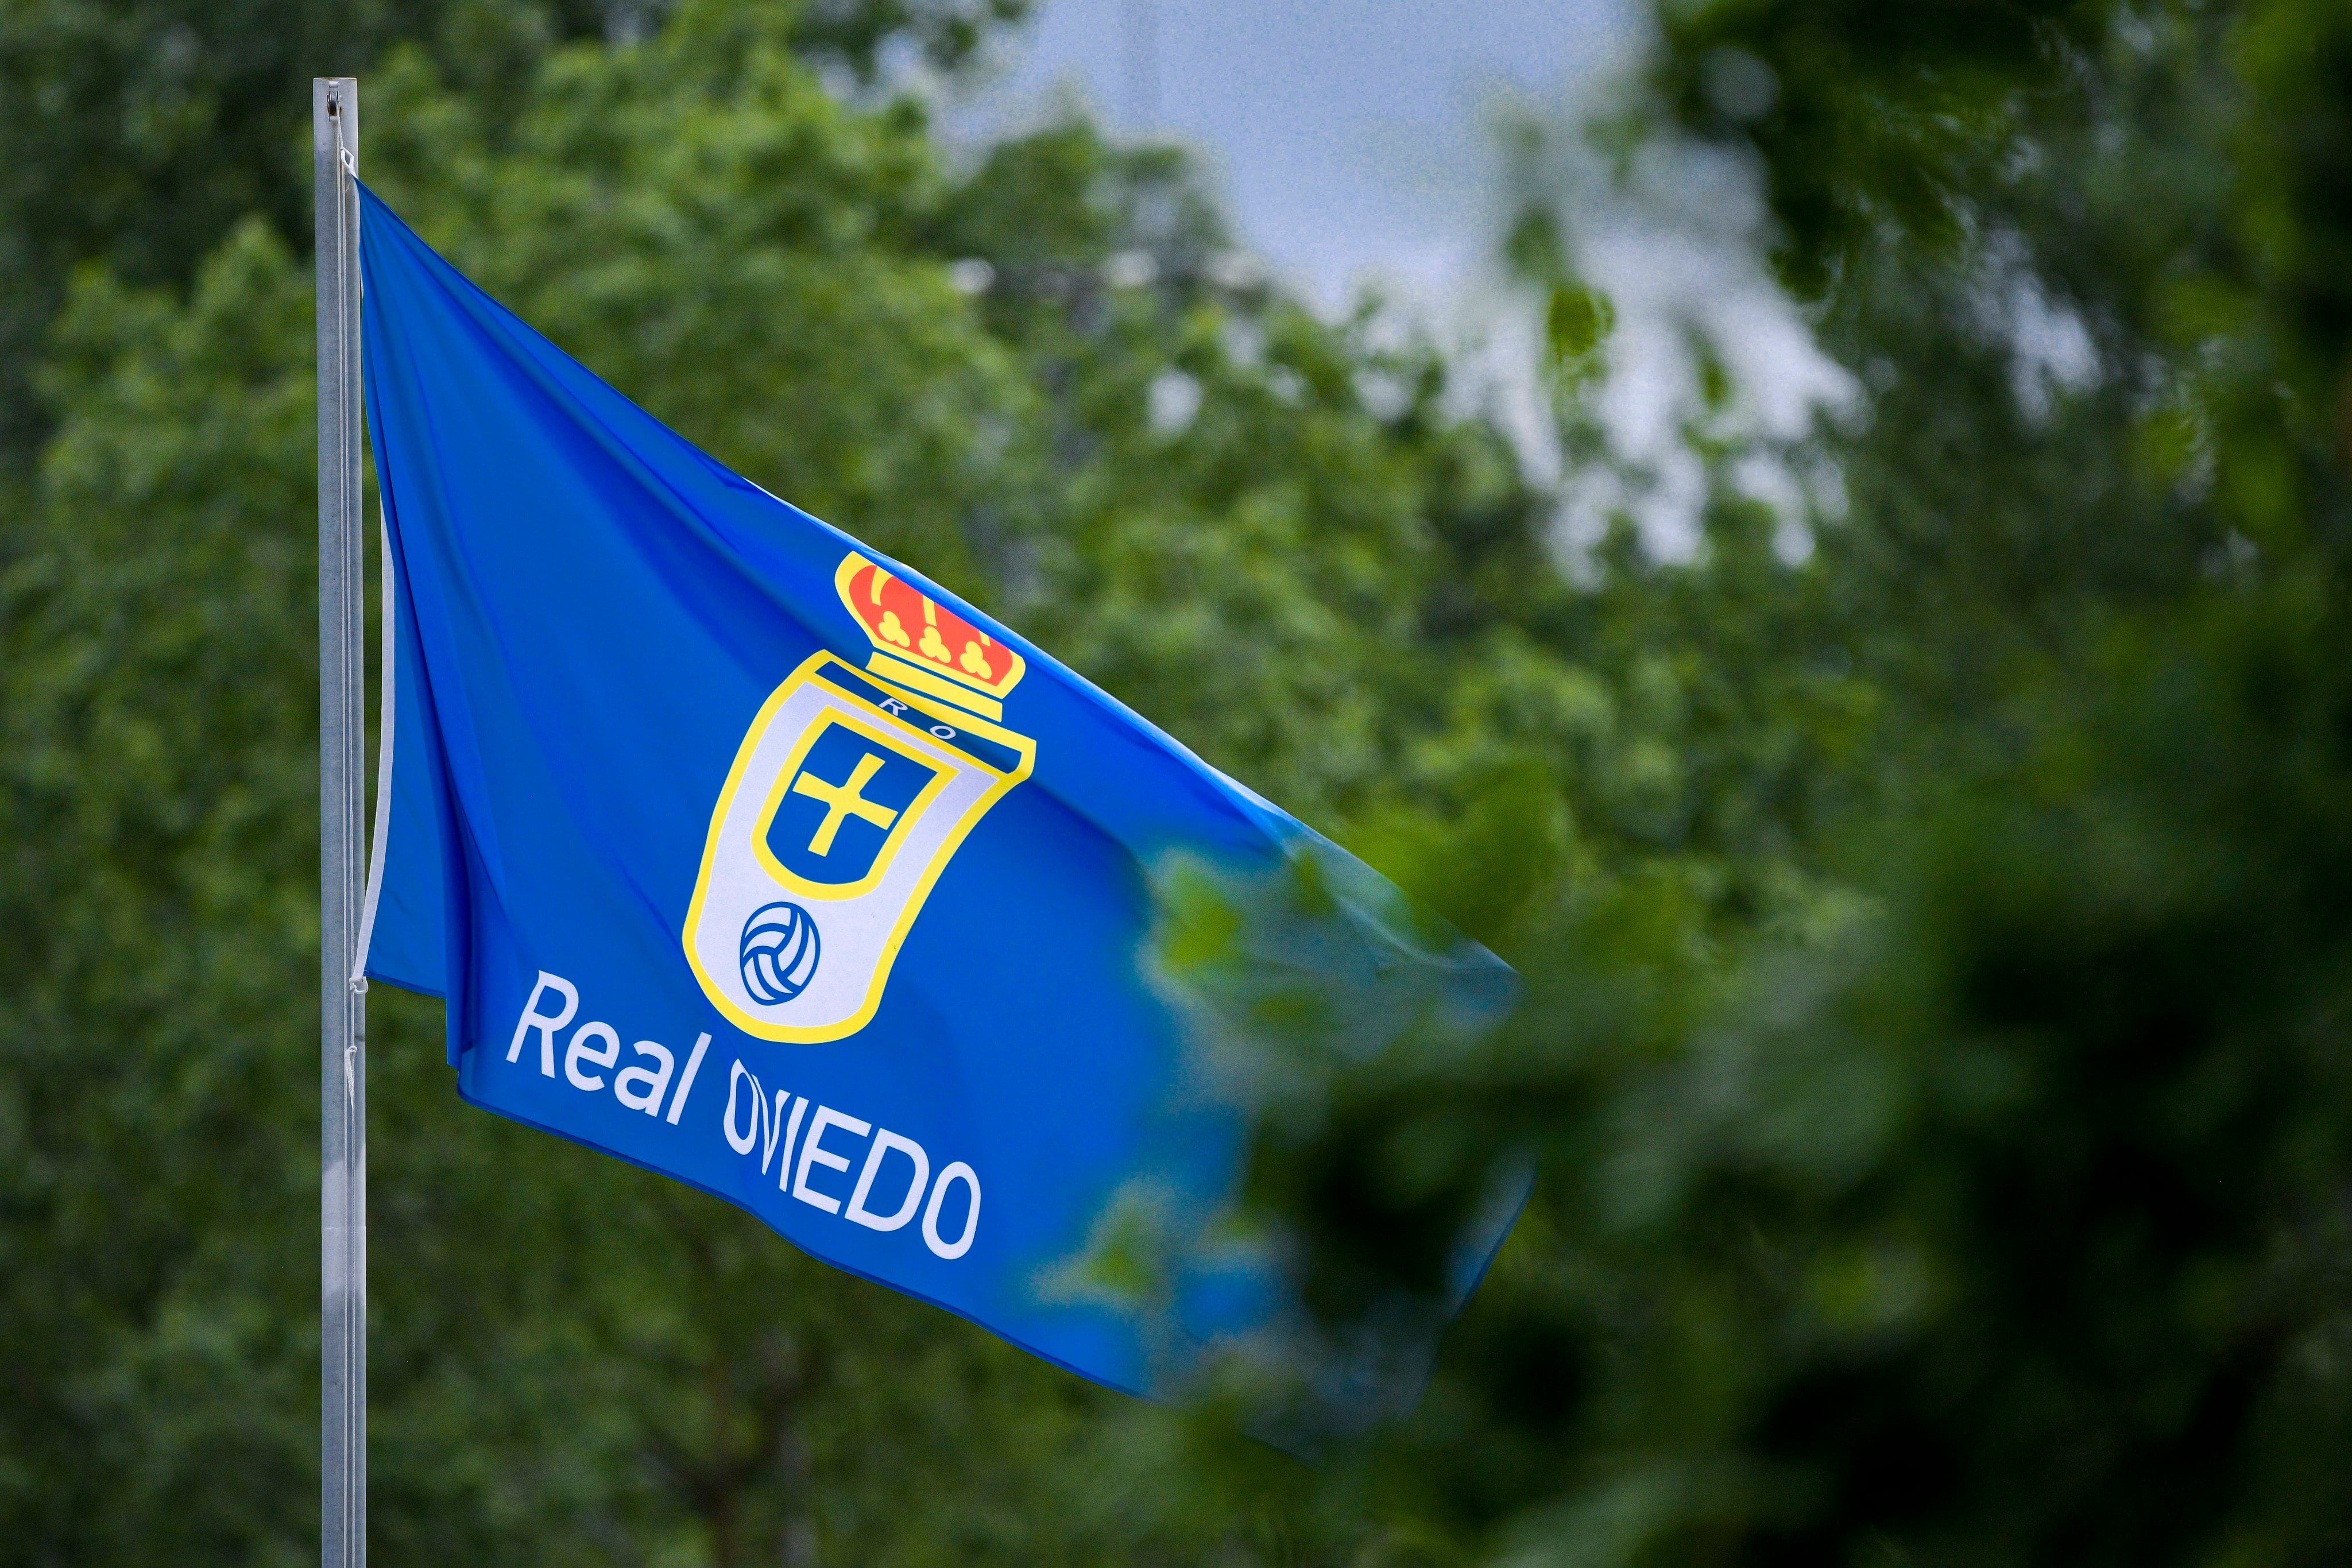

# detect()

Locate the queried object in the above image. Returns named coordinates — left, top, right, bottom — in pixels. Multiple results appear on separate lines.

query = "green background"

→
left=6, top=1, right=2352, bottom=1562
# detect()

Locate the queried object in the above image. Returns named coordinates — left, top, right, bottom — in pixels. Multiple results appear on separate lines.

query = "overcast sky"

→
left=943, top=0, right=1856, bottom=559
left=949, top=0, right=1639, bottom=312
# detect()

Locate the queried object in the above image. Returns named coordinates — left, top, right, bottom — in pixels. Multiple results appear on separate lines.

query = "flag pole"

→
left=314, top=75, right=367, bottom=1568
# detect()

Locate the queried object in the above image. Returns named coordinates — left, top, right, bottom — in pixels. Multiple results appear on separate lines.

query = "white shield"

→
left=683, top=653, right=1033, bottom=1042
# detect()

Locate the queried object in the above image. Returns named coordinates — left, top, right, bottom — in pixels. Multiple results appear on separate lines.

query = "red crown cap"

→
left=834, top=555, right=1026, bottom=699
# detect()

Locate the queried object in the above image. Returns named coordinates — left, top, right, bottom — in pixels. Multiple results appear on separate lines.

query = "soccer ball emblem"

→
left=740, top=901, right=821, bottom=1004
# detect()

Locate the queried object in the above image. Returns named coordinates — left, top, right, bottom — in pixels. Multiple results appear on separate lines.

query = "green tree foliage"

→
left=13, top=0, right=2350, bottom=1562
left=1145, top=3, right=2352, bottom=1565
left=0, top=0, right=1022, bottom=471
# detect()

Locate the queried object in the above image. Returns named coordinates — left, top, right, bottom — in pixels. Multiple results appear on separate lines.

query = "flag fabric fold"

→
left=353, top=180, right=1516, bottom=1397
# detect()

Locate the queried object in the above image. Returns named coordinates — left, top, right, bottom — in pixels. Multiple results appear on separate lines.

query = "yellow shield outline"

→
left=682, top=650, right=1037, bottom=1043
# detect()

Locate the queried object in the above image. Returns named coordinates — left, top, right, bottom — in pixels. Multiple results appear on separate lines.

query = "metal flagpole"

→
left=314, top=76, right=367, bottom=1568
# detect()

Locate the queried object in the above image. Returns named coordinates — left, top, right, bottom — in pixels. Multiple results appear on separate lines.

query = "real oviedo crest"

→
left=683, top=555, right=1035, bottom=1042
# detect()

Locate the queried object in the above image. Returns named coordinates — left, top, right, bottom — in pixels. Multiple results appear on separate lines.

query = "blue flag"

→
left=354, top=182, right=1518, bottom=1400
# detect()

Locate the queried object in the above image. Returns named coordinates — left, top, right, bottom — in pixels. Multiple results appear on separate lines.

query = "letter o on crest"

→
left=921, top=1162, right=981, bottom=1260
